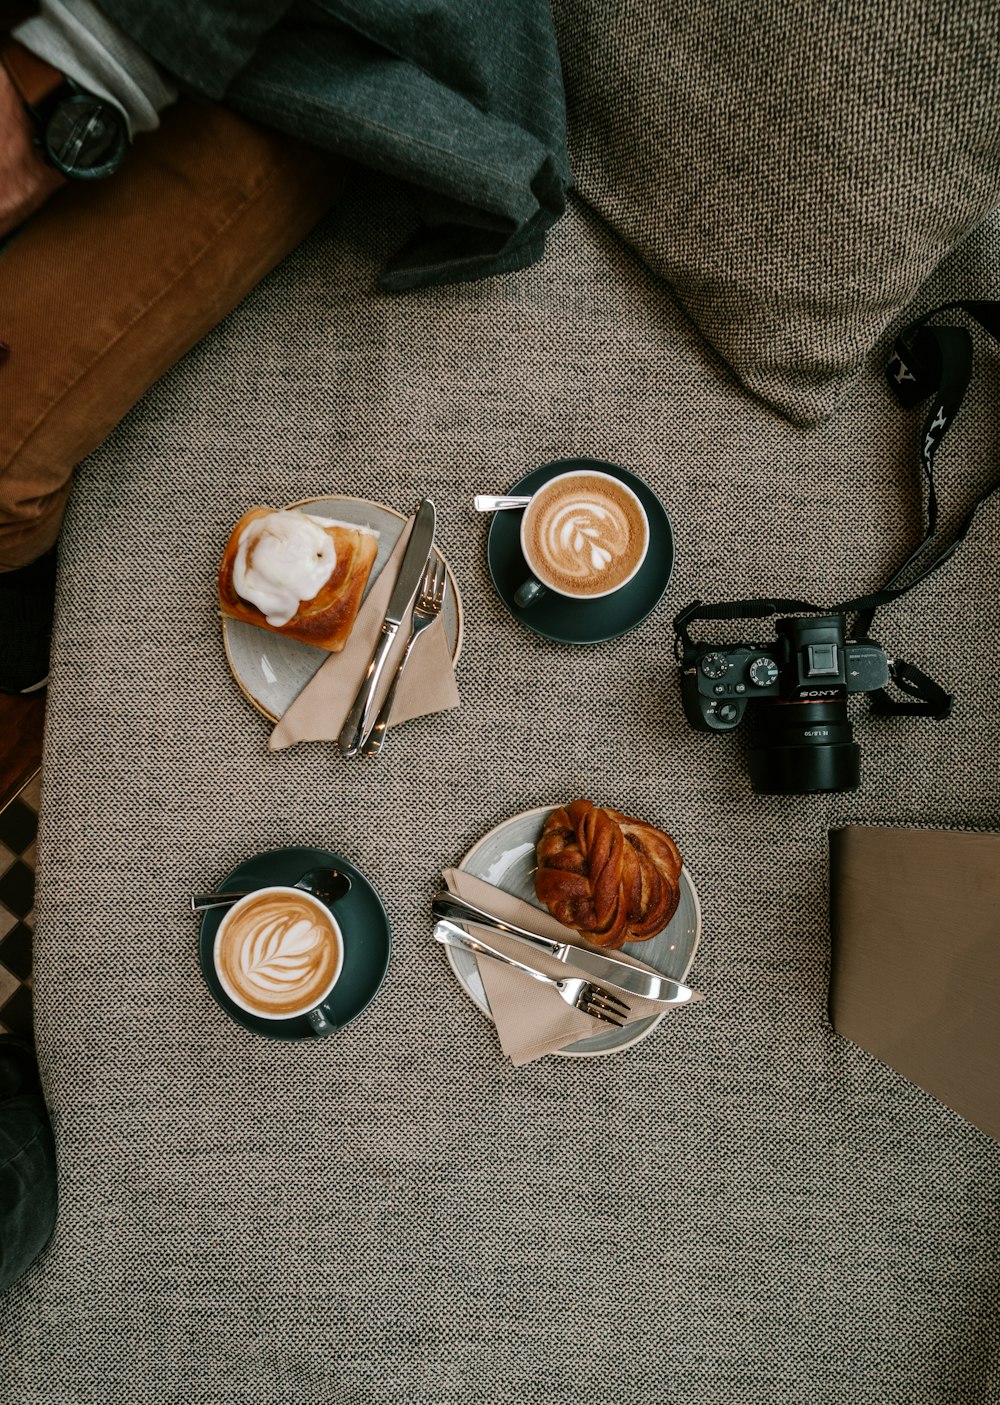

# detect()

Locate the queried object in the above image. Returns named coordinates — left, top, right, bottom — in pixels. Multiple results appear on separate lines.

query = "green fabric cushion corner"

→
left=551, top=0, right=1000, bottom=427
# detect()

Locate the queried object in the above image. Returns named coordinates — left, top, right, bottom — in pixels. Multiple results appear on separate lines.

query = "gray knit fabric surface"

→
left=551, top=0, right=1000, bottom=427
left=2, top=176, right=998, bottom=1404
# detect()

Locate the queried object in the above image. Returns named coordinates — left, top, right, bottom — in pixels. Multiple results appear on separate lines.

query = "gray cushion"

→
left=552, top=0, right=1000, bottom=425
left=2, top=182, right=998, bottom=1400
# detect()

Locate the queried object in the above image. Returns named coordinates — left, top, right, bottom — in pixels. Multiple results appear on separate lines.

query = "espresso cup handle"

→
left=305, top=1005, right=338, bottom=1037
left=513, top=576, right=548, bottom=608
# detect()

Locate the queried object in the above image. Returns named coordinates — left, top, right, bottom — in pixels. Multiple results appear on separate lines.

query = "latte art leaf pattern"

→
left=567, top=522, right=613, bottom=570
left=543, top=498, right=632, bottom=580
left=523, top=471, right=649, bottom=598
left=238, top=913, right=328, bottom=996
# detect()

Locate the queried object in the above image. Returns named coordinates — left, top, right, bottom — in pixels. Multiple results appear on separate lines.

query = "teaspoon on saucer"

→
left=190, top=867, right=352, bottom=913
left=473, top=494, right=532, bottom=512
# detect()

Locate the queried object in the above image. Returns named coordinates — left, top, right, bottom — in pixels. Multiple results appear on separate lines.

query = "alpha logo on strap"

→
left=923, top=404, right=949, bottom=465
left=890, top=353, right=917, bottom=385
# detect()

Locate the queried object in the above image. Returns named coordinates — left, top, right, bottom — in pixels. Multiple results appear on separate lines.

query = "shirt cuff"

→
left=13, top=0, right=177, bottom=138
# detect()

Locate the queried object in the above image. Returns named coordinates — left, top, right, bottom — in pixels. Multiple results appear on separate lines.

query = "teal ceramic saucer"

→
left=487, top=458, right=674, bottom=644
left=198, top=845, right=391, bottom=1041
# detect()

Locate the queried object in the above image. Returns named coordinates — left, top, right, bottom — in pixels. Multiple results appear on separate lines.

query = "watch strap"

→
left=0, top=36, right=64, bottom=113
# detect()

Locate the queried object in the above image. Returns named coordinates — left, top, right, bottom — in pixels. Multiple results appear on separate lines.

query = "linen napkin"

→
left=829, top=826, right=1000, bottom=1140
left=269, top=516, right=460, bottom=750
left=441, top=867, right=696, bottom=1065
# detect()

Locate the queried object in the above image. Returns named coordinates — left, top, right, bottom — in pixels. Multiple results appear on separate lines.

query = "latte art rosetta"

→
left=543, top=498, right=632, bottom=579
left=237, top=912, right=328, bottom=998
left=522, top=471, right=650, bottom=598
left=216, top=891, right=342, bottom=1017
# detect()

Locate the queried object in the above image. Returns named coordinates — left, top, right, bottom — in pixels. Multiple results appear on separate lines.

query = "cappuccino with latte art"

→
left=214, top=886, right=343, bottom=1019
left=520, top=471, right=649, bottom=598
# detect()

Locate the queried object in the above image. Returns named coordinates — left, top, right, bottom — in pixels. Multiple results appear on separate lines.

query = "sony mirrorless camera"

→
left=680, top=614, right=890, bottom=794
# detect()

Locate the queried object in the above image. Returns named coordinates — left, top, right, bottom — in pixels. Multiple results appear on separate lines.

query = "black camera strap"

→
left=674, top=299, right=1000, bottom=719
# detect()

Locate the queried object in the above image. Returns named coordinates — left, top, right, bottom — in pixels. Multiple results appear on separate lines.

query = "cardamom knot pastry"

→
left=218, top=506, right=378, bottom=652
left=535, top=799, right=683, bottom=948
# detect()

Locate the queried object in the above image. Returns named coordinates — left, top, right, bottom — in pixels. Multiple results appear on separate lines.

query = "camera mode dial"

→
left=749, top=656, right=779, bottom=688
left=700, top=651, right=728, bottom=679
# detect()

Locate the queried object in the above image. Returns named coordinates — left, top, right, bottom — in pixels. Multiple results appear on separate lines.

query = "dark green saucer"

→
left=198, top=845, right=391, bottom=1041
left=487, top=458, right=674, bottom=644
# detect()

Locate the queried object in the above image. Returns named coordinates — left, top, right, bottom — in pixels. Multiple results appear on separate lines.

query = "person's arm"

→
left=95, top=0, right=295, bottom=100
left=0, top=0, right=177, bottom=238
left=0, top=58, right=65, bottom=239
left=14, top=0, right=177, bottom=137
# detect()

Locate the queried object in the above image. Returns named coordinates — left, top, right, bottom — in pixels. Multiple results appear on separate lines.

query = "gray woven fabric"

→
left=551, top=0, right=1000, bottom=427
left=1, top=176, right=998, bottom=1403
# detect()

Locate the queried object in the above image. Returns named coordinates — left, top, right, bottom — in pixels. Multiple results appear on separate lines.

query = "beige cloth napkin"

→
left=270, top=516, right=460, bottom=750
left=829, top=826, right=1000, bottom=1140
left=442, top=867, right=694, bottom=1065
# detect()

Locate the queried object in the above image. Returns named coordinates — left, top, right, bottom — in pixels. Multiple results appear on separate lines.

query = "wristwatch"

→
left=0, top=37, right=129, bottom=180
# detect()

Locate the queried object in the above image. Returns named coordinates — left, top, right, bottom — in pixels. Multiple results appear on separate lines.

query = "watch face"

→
left=45, top=93, right=129, bottom=179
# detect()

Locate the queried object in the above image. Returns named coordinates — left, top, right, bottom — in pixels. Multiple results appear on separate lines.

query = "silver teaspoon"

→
left=473, top=494, right=532, bottom=511
left=189, top=867, right=352, bottom=913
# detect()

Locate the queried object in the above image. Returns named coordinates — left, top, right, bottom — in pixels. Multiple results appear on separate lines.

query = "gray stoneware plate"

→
left=447, top=805, right=701, bottom=1058
left=222, top=495, right=464, bottom=722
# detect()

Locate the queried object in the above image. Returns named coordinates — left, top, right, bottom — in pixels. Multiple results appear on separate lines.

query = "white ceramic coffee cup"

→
left=515, top=469, right=650, bottom=607
left=213, top=885, right=345, bottom=1032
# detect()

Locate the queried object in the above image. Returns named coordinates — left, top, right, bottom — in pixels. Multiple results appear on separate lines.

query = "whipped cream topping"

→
left=232, top=512, right=336, bottom=626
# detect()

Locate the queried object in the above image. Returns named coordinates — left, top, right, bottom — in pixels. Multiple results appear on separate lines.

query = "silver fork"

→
left=362, top=557, right=447, bottom=757
left=433, top=922, right=630, bottom=1027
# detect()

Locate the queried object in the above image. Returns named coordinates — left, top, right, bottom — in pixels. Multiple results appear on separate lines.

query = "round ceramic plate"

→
left=446, top=806, right=701, bottom=1058
left=222, top=495, right=464, bottom=721
left=487, top=459, right=674, bottom=645
left=198, top=845, right=391, bottom=1041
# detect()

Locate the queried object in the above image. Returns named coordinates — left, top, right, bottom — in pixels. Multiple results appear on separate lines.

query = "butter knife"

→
left=431, top=895, right=700, bottom=1006
left=338, top=498, right=436, bottom=758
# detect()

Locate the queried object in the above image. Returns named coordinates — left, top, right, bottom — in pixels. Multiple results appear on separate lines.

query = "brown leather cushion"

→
left=0, top=98, right=344, bottom=569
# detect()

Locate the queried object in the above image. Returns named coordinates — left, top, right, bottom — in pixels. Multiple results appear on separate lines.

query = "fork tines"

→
left=420, top=556, right=446, bottom=609
left=578, top=985, right=630, bottom=1027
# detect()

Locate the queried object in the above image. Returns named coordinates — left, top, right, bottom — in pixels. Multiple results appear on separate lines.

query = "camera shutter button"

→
left=717, top=702, right=740, bottom=724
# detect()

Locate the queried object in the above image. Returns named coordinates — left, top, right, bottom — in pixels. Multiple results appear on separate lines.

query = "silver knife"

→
left=338, top=498, right=436, bottom=757
left=431, top=897, right=700, bottom=1006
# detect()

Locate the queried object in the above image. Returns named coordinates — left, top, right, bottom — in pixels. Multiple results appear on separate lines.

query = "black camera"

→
left=680, top=615, right=890, bottom=794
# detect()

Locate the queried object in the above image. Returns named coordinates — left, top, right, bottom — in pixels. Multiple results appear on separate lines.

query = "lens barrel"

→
left=748, top=698, right=861, bottom=794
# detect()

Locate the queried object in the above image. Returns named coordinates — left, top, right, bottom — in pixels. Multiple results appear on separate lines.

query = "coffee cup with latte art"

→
left=213, top=885, right=344, bottom=1033
left=514, top=470, right=650, bottom=608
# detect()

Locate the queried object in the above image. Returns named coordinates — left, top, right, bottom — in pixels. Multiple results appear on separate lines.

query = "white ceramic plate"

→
left=222, top=495, right=464, bottom=722
left=447, top=806, right=701, bottom=1058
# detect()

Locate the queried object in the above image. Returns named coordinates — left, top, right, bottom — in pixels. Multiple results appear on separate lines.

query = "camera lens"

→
left=747, top=698, right=861, bottom=794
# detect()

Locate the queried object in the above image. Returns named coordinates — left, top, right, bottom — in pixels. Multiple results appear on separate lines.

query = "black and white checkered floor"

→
left=0, top=772, right=39, bottom=1040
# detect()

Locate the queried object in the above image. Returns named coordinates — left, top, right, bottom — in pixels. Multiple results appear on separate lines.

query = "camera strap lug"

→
left=872, top=658, right=954, bottom=721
